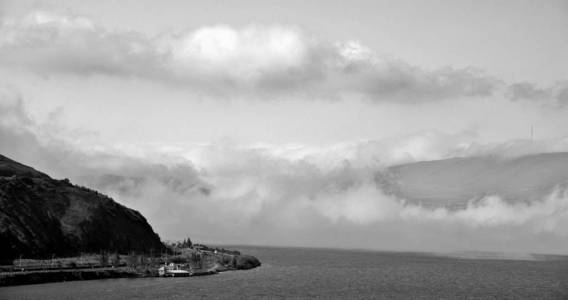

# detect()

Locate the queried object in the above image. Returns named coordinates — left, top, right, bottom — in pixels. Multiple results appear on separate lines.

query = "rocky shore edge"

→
left=0, top=254, right=261, bottom=287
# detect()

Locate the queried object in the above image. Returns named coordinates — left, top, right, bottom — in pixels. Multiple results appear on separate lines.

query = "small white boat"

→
left=158, top=263, right=190, bottom=277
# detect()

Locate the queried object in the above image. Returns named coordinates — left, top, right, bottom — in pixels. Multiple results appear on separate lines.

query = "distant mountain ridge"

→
left=0, top=154, right=165, bottom=262
left=379, top=152, right=568, bottom=208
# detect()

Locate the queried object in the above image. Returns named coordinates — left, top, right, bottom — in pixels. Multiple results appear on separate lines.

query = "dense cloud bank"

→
left=1, top=95, right=568, bottom=254
left=0, top=11, right=501, bottom=102
left=3, top=11, right=567, bottom=106
left=2, top=11, right=565, bottom=106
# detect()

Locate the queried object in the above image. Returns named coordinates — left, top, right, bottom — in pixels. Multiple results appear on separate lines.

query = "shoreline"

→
left=0, top=265, right=240, bottom=287
left=0, top=252, right=261, bottom=287
left=0, top=268, right=141, bottom=287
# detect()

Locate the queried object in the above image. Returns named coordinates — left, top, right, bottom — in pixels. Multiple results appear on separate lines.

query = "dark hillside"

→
left=0, top=154, right=164, bottom=262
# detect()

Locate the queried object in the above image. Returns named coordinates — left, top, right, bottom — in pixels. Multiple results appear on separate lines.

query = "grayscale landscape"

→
left=1, top=0, right=567, bottom=298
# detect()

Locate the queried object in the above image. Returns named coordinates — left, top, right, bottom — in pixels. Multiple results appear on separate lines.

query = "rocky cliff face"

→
left=0, top=154, right=165, bottom=262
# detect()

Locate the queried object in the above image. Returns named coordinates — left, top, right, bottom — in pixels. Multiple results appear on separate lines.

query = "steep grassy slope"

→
left=379, top=152, right=568, bottom=208
left=0, top=154, right=165, bottom=262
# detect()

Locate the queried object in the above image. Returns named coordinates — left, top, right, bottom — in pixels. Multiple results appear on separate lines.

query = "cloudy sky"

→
left=1, top=0, right=568, bottom=254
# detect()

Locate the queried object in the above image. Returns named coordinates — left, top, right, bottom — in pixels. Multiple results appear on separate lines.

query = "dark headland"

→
left=0, top=154, right=260, bottom=286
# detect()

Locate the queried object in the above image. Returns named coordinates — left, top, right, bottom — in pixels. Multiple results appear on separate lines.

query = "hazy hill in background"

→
left=380, top=152, right=568, bottom=208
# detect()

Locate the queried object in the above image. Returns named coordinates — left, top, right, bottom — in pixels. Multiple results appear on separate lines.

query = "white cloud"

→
left=22, top=11, right=95, bottom=30
left=164, top=25, right=311, bottom=79
left=402, top=190, right=568, bottom=231
left=0, top=11, right=500, bottom=102
left=0, top=11, right=158, bottom=77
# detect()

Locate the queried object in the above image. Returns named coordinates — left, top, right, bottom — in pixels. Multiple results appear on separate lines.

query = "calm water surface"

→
left=1, top=246, right=567, bottom=299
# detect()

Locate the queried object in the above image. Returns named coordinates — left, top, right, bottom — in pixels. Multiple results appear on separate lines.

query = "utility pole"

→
left=531, top=124, right=534, bottom=142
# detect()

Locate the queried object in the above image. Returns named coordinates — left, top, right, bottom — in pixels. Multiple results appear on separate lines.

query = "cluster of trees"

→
left=166, top=237, right=193, bottom=250
left=179, top=237, right=193, bottom=248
